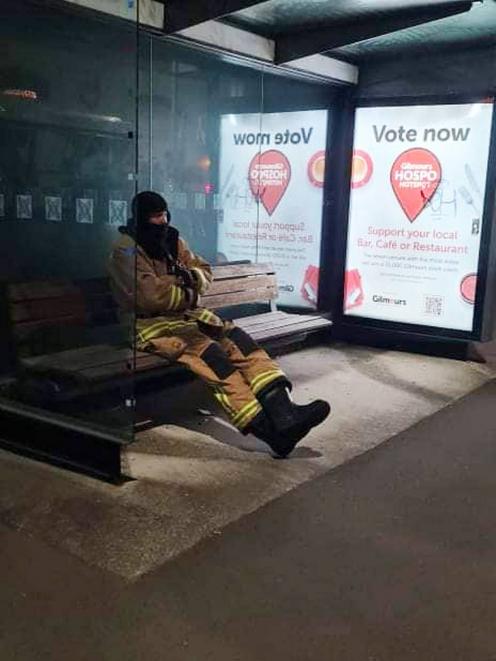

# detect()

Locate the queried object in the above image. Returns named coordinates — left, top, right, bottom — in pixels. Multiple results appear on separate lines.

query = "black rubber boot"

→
left=258, top=385, right=331, bottom=457
left=243, top=409, right=299, bottom=459
left=243, top=409, right=277, bottom=447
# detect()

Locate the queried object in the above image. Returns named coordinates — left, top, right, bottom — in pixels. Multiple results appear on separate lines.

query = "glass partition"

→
left=143, top=43, right=334, bottom=310
left=0, top=0, right=139, bottom=441
left=253, top=70, right=331, bottom=308
left=146, top=41, right=264, bottom=265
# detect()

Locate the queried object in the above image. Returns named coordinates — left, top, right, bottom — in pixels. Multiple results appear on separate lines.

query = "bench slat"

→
left=23, top=344, right=132, bottom=373
left=237, top=313, right=323, bottom=334
left=251, top=315, right=332, bottom=340
left=211, top=263, right=274, bottom=280
left=9, top=281, right=81, bottom=303
left=12, top=316, right=89, bottom=340
left=202, top=286, right=278, bottom=309
left=22, top=342, right=170, bottom=369
left=249, top=317, right=332, bottom=342
left=236, top=311, right=332, bottom=335
left=132, top=352, right=171, bottom=371
left=11, top=296, right=86, bottom=324
left=204, top=274, right=277, bottom=297
left=79, top=355, right=169, bottom=382
left=235, top=311, right=297, bottom=331
left=231, top=311, right=287, bottom=329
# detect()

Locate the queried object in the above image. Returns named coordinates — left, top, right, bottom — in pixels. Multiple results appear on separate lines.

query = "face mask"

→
left=137, top=222, right=170, bottom=260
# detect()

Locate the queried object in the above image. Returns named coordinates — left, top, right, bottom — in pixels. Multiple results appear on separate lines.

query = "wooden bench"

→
left=4, top=263, right=332, bottom=403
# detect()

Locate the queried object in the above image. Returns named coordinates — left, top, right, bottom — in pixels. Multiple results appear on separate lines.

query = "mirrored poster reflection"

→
left=345, top=102, right=494, bottom=332
left=218, top=110, right=328, bottom=308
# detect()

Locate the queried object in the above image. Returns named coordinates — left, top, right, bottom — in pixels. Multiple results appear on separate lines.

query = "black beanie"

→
left=125, top=191, right=176, bottom=261
left=130, top=191, right=168, bottom=229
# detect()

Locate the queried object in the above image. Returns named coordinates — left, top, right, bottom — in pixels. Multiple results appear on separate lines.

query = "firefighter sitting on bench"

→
left=108, top=191, right=330, bottom=457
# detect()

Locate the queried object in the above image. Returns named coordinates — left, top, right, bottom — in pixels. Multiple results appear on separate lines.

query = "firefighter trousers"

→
left=141, top=321, right=288, bottom=431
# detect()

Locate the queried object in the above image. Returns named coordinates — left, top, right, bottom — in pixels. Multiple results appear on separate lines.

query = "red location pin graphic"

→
left=390, top=148, right=442, bottom=222
left=249, top=150, right=291, bottom=216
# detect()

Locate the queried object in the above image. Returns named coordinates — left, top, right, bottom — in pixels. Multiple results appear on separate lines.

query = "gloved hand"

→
left=176, top=266, right=197, bottom=290
left=176, top=266, right=201, bottom=293
left=182, top=286, right=199, bottom=308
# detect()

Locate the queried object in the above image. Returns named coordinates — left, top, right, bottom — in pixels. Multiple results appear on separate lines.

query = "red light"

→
left=3, top=89, right=38, bottom=100
left=203, top=183, right=214, bottom=195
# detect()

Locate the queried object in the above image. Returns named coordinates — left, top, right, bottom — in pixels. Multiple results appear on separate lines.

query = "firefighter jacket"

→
left=107, top=227, right=224, bottom=358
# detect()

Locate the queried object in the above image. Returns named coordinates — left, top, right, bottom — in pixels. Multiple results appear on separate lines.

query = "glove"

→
left=175, top=266, right=196, bottom=289
left=182, top=286, right=198, bottom=308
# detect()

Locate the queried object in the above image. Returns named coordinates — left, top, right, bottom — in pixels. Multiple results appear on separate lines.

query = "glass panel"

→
left=256, top=70, right=331, bottom=308
left=216, top=68, right=331, bottom=309
left=147, top=42, right=263, bottom=265
left=135, top=43, right=333, bottom=326
left=0, top=1, right=138, bottom=440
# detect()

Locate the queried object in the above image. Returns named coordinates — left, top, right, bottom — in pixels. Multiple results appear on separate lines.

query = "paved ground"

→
left=1, top=373, right=495, bottom=660
left=0, top=343, right=493, bottom=579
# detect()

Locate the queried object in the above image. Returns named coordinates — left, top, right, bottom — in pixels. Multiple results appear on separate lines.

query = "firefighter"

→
left=108, top=191, right=330, bottom=457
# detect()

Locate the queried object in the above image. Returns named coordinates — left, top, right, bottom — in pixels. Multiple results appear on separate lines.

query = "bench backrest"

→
left=7, top=277, right=120, bottom=357
left=207, top=263, right=277, bottom=308
left=5, top=263, right=277, bottom=357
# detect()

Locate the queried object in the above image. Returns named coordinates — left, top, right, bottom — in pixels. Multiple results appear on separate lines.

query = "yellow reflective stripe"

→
left=251, top=370, right=276, bottom=389
left=170, top=285, right=182, bottom=310
left=139, top=321, right=174, bottom=342
left=251, top=369, right=284, bottom=393
left=251, top=372, right=283, bottom=395
left=200, top=309, right=213, bottom=323
left=138, top=319, right=196, bottom=342
left=231, top=399, right=261, bottom=428
left=235, top=401, right=262, bottom=429
left=168, top=286, right=177, bottom=310
left=218, top=396, right=233, bottom=416
left=231, top=401, right=254, bottom=425
left=139, top=321, right=176, bottom=341
left=193, top=268, right=208, bottom=291
left=213, top=388, right=235, bottom=417
left=176, top=285, right=186, bottom=309
left=192, top=268, right=209, bottom=294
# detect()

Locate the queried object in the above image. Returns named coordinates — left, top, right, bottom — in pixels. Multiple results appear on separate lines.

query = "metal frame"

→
left=329, top=94, right=496, bottom=344
left=57, top=0, right=359, bottom=84
left=275, top=1, right=476, bottom=64
left=61, top=0, right=164, bottom=29
left=161, top=0, right=478, bottom=68
left=318, top=91, right=356, bottom=315
left=175, top=20, right=358, bottom=85
left=0, top=399, right=127, bottom=482
left=162, top=0, right=266, bottom=34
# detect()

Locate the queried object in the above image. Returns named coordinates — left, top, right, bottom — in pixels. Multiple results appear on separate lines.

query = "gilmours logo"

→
left=372, top=294, right=407, bottom=306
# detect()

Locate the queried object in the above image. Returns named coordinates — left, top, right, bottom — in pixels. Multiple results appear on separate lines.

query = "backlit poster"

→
left=218, top=110, right=328, bottom=308
left=344, top=103, right=493, bottom=332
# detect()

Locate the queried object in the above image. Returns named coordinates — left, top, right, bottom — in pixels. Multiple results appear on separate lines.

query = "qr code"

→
left=424, top=295, right=443, bottom=316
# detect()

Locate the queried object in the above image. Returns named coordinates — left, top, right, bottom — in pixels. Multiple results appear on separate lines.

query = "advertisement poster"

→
left=345, top=103, right=493, bottom=332
left=218, top=110, right=328, bottom=308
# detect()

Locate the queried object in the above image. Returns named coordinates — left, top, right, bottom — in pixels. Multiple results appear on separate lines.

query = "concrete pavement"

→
left=0, top=342, right=493, bottom=580
left=0, top=373, right=495, bottom=660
